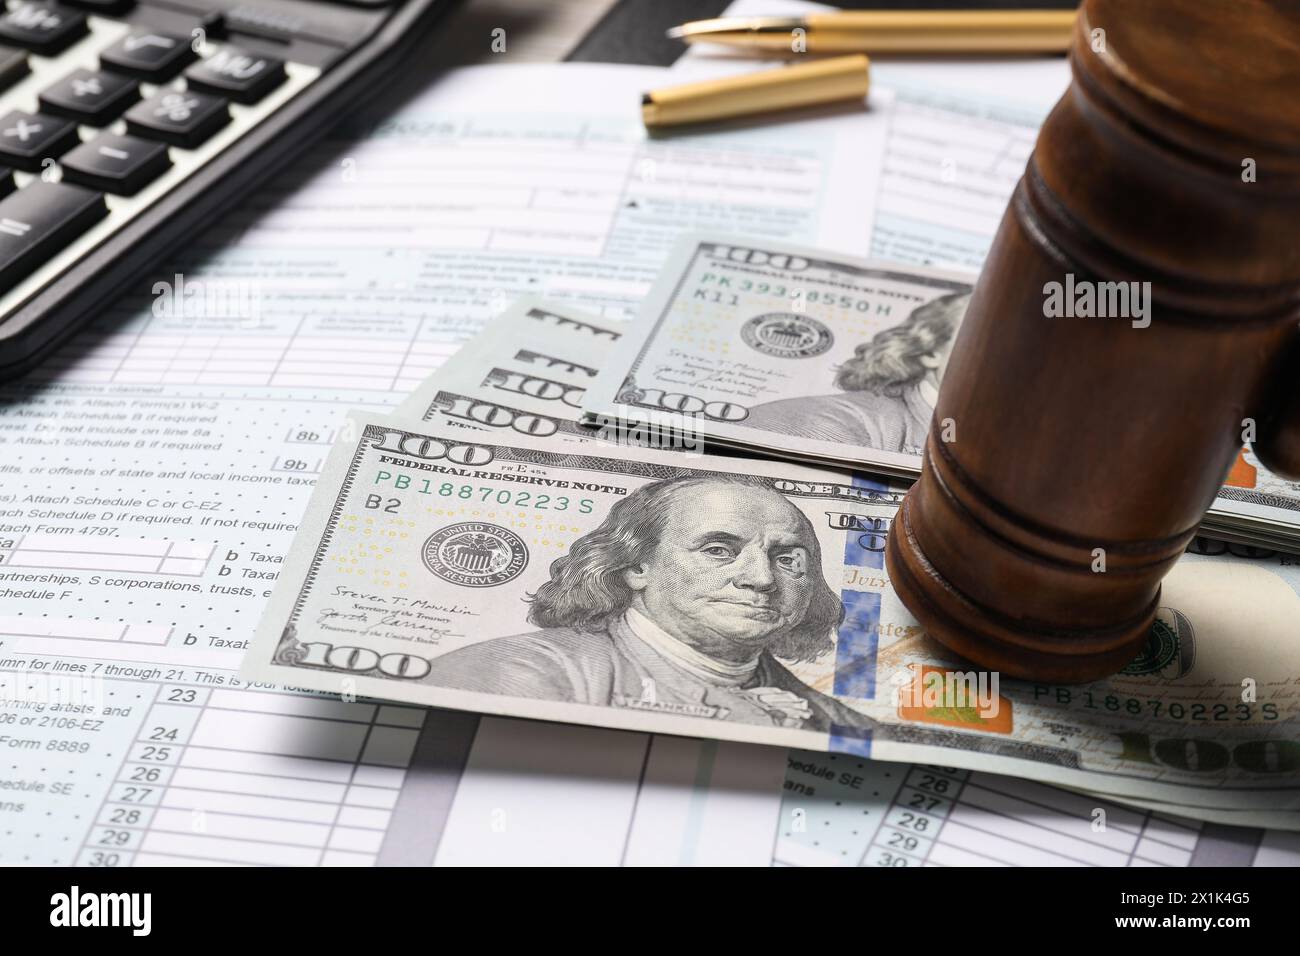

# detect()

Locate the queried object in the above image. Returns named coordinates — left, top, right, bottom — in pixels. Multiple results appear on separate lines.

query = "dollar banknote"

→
left=407, top=297, right=622, bottom=397
left=241, top=414, right=1300, bottom=827
left=581, top=235, right=976, bottom=477
left=1202, top=446, right=1300, bottom=549
left=398, top=297, right=703, bottom=453
left=581, top=235, right=1300, bottom=548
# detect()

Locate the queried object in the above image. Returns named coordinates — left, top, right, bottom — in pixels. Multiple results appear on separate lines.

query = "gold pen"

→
left=642, top=54, right=870, bottom=128
left=668, top=9, right=1078, bottom=55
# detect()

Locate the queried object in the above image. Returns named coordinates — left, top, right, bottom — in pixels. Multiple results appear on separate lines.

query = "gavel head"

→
left=885, top=0, right=1300, bottom=682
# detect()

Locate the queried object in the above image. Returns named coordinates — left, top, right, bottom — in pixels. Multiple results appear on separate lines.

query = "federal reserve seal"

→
left=421, top=522, right=528, bottom=587
left=741, top=313, right=834, bottom=358
left=1121, top=607, right=1196, bottom=679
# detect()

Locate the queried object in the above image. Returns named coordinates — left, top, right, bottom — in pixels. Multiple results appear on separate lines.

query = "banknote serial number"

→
left=695, top=282, right=881, bottom=312
left=1035, top=687, right=1280, bottom=722
left=369, top=474, right=594, bottom=513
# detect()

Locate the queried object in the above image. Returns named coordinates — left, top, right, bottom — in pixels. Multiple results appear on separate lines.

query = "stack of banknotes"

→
left=242, top=235, right=1300, bottom=830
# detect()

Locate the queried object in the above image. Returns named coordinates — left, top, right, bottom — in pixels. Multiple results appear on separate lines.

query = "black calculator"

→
left=0, top=0, right=454, bottom=381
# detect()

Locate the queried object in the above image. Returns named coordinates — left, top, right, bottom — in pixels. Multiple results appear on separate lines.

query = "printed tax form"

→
left=0, top=62, right=884, bottom=867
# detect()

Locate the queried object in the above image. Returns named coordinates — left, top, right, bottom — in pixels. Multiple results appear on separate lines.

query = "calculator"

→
left=0, top=0, right=454, bottom=381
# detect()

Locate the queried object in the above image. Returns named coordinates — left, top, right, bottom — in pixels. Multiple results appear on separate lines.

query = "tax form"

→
left=0, top=62, right=884, bottom=867
left=777, top=752, right=1300, bottom=868
left=675, top=0, right=1072, bottom=272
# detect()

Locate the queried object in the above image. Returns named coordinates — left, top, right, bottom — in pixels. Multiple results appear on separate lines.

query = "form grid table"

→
left=74, top=683, right=424, bottom=867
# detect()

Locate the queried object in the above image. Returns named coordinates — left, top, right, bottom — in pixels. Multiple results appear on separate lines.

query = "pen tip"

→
left=665, top=25, right=687, bottom=40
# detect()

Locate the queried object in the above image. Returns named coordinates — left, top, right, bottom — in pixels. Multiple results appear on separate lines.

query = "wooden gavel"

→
left=886, top=0, right=1300, bottom=682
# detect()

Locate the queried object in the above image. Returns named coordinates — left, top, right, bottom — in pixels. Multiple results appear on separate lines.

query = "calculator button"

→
left=184, top=48, right=285, bottom=104
left=123, top=90, right=228, bottom=148
left=0, top=181, right=106, bottom=292
left=39, top=68, right=139, bottom=125
left=61, top=133, right=169, bottom=195
left=0, top=168, right=14, bottom=200
left=0, top=3, right=88, bottom=56
left=0, top=45, right=28, bottom=93
left=100, top=31, right=194, bottom=81
left=0, top=110, right=79, bottom=171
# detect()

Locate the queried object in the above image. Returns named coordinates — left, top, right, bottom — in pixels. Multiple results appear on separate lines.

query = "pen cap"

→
left=641, top=55, right=869, bottom=127
left=887, top=0, right=1300, bottom=681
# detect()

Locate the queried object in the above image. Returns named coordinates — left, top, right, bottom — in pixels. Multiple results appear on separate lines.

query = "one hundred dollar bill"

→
left=581, top=235, right=975, bottom=477
left=241, top=414, right=1300, bottom=826
left=1204, top=446, right=1300, bottom=549
left=398, top=297, right=704, bottom=453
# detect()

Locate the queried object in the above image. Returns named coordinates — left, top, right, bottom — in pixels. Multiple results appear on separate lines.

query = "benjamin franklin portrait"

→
left=744, top=291, right=971, bottom=454
left=421, top=475, right=874, bottom=732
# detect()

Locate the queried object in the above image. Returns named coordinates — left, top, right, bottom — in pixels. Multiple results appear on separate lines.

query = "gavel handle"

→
left=1253, top=327, right=1300, bottom=480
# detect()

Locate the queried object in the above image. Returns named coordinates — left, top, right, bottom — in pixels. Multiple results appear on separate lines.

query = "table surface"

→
left=427, top=0, right=620, bottom=66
